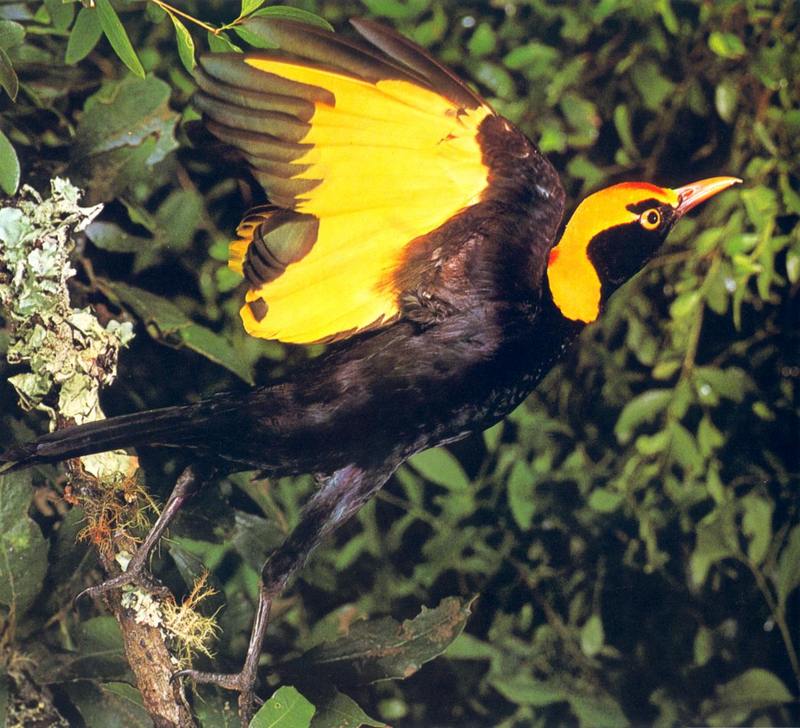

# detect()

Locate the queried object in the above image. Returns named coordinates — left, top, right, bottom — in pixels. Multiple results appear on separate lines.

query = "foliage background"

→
left=0, top=0, right=798, bottom=725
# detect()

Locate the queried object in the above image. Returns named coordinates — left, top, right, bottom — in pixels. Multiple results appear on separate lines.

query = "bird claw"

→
left=73, top=561, right=167, bottom=608
left=172, top=668, right=261, bottom=723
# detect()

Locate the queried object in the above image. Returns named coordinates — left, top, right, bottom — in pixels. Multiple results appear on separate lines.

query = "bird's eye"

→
left=640, top=209, right=661, bottom=230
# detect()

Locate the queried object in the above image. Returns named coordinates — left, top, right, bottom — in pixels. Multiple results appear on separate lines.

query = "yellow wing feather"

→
left=235, top=59, right=491, bottom=344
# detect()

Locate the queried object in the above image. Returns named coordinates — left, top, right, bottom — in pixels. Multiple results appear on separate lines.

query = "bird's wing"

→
left=195, top=17, right=562, bottom=344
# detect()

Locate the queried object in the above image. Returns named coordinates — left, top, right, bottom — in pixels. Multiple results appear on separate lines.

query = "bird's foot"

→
left=74, top=465, right=206, bottom=606
left=172, top=667, right=263, bottom=725
left=74, top=552, right=168, bottom=606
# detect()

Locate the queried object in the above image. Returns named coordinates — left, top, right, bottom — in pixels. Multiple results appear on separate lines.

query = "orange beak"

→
left=673, top=176, right=742, bottom=217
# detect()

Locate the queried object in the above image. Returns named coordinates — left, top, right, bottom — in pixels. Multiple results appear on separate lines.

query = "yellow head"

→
left=547, top=177, right=741, bottom=322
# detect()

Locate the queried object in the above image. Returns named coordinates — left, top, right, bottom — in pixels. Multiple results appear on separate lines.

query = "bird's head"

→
left=547, top=176, right=741, bottom=323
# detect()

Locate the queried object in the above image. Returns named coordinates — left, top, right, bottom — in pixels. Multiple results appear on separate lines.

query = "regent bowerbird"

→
left=1, top=16, right=739, bottom=722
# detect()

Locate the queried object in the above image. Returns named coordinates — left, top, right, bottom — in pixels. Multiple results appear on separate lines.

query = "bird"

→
left=1, top=16, right=739, bottom=722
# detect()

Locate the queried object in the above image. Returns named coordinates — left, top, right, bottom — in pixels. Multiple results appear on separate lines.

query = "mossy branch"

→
left=0, top=180, right=205, bottom=727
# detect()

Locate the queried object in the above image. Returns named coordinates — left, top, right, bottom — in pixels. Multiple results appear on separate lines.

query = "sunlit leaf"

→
left=241, top=0, right=268, bottom=15
left=251, top=686, right=315, bottom=728
left=169, top=13, right=196, bottom=73
left=614, top=390, right=671, bottom=444
left=507, top=460, right=536, bottom=529
left=708, top=31, right=746, bottom=60
left=409, top=448, right=470, bottom=491
left=95, top=0, right=145, bottom=78
left=580, top=614, right=604, bottom=657
left=250, top=6, right=334, bottom=31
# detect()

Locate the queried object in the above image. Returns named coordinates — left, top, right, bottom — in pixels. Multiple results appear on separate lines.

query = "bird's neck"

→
left=545, top=209, right=603, bottom=324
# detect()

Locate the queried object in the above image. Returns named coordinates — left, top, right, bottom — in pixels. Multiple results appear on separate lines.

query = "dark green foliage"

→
left=0, top=0, right=797, bottom=726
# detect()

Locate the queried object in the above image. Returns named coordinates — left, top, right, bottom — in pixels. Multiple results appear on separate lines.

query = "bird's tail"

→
left=0, top=402, right=213, bottom=474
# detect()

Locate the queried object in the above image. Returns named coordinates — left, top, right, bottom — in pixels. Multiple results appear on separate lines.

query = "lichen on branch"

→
left=0, top=178, right=134, bottom=480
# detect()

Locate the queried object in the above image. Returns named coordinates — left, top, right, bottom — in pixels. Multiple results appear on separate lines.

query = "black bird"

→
left=1, top=17, right=739, bottom=721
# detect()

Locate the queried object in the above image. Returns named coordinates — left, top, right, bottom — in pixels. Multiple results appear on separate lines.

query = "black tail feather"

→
left=0, top=402, right=213, bottom=473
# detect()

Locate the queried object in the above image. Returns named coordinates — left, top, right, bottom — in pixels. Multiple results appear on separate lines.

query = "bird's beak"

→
left=673, top=176, right=742, bottom=217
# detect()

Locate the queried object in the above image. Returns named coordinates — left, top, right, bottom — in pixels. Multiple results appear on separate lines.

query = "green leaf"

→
left=561, top=92, right=600, bottom=148
left=708, top=31, right=746, bottom=60
left=690, top=505, right=738, bottom=588
left=99, top=280, right=254, bottom=383
left=703, top=669, right=793, bottom=726
left=693, top=366, right=754, bottom=403
left=580, top=614, right=605, bottom=657
left=614, top=390, right=672, bottom=444
left=359, top=0, right=430, bottom=21
left=180, top=324, right=254, bottom=384
left=86, top=221, right=150, bottom=253
left=0, top=471, right=48, bottom=615
left=714, top=78, right=738, bottom=124
left=669, top=422, right=703, bottom=472
left=249, top=7, right=334, bottom=31
left=503, top=42, right=559, bottom=76
left=631, top=61, right=674, bottom=111
left=409, top=448, right=470, bottom=491
left=71, top=76, right=179, bottom=200
left=472, top=61, right=515, bottom=99
left=507, top=460, right=536, bottom=529
left=241, top=0, right=268, bottom=15
left=0, top=129, right=20, bottom=195
left=155, top=188, right=203, bottom=251
left=43, top=0, right=74, bottom=31
left=64, top=681, right=150, bottom=728
left=775, top=524, right=800, bottom=608
left=613, top=104, right=637, bottom=156
left=467, top=22, right=496, bottom=58
left=100, top=280, right=191, bottom=335
left=307, top=688, right=386, bottom=728
left=180, top=324, right=255, bottom=385
left=66, top=7, right=103, bottom=65
left=588, top=487, right=624, bottom=513
left=740, top=495, right=773, bottom=566
left=283, top=597, right=474, bottom=686
left=95, top=0, right=145, bottom=78
left=0, top=20, right=24, bottom=50
left=251, top=686, right=315, bottom=728
left=0, top=47, right=18, bottom=101
left=482, top=421, right=503, bottom=451
left=207, top=30, right=242, bottom=53
left=490, top=673, right=565, bottom=707
left=445, top=633, right=498, bottom=660
left=169, top=13, right=196, bottom=73
left=740, top=185, right=778, bottom=232
left=569, top=692, right=629, bottom=728
left=34, top=617, right=129, bottom=683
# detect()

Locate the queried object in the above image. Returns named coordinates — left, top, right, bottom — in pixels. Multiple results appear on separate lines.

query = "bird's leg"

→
left=175, top=463, right=394, bottom=724
left=75, top=462, right=210, bottom=603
